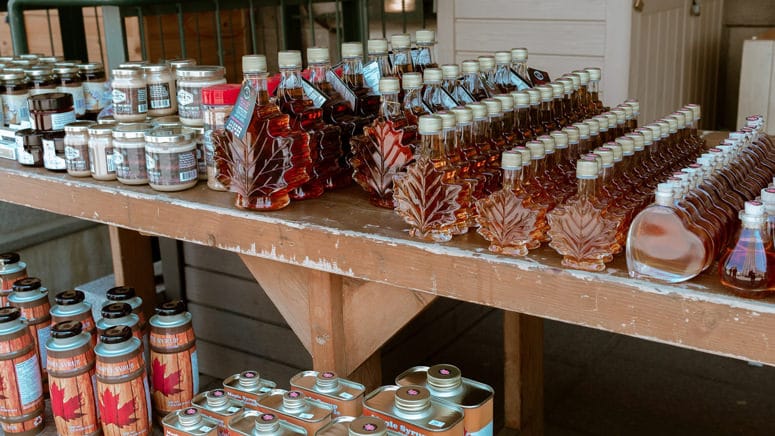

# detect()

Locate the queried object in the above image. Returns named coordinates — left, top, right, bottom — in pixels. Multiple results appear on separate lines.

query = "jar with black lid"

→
left=42, top=130, right=67, bottom=172
left=25, top=67, right=57, bottom=96
left=28, top=92, right=76, bottom=131
left=53, top=66, right=86, bottom=117
left=1, top=72, right=31, bottom=126
left=15, top=129, right=43, bottom=167
left=79, top=63, right=109, bottom=115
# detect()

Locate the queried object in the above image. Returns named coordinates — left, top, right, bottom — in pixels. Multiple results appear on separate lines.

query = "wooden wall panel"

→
left=453, top=0, right=606, bottom=21
left=737, top=38, right=775, bottom=134
left=196, top=340, right=308, bottom=384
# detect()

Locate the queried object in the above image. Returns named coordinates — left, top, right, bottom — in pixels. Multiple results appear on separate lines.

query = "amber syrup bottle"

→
left=341, top=42, right=381, bottom=118
left=562, top=126, right=582, bottom=184
left=460, top=60, right=490, bottom=101
left=450, top=106, right=488, bottom=200
left=586, top=117, right=603, bottom=150
left=390, top=33, right=414, bottom=77
left=534, top=136, right=560, bottom=203
left=592, top=147, right=630, bottom=237
left=478, top=55, right=498, bottom=97
left=574, top=122, right=592, bottom=157
left=402, top=72, right=429, bottom=126
left=557, top=79, right=575, bottom=125
left=526, top=88, right=544, bottom=137
left=442, top=64, right=474, bottom=106
left=625, top=99, right=640, bottom=129
left=367, top=39, right=395, bottom=78
left=483, top=99, right=508, bottom=191
left=522, top=141, right=557, bottom=211
left=510, top=47, right=532, bottom=86
left=511, top=91, right=533, bottom=146
left=494, top=94, right=517, bottom=146
left=422, top=68, right=456, bottom=112
left=438, top=111, right=474, bottom=234
left=414, top=29, right=438, bottom=73
left=550, top=83, right=568, bottom=128
left=571, top=69, right=592, bottom=118
left=561, top=74, right=584, bottom=123
left=468, top=102, right=499, bottom=194
left=243, top=55, right=282, bottom=120
left=493, top=51, right=516, bottom=93
left=619, top=104, right=635, bottom=132
left=720, top=201, right=775, bottom=297
left=584, top=67, right=605, bottom=114
left=551, top=130, right=576, bottom=199
left=537, top=85, right=557, bottom=134
left=611, top=109, right=627, bottom=138
left=514, top=146, right=550, bottom=247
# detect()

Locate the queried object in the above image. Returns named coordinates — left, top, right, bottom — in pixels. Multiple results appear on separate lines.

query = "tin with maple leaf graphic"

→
left=222, top=370, right=276, bottom=410
left=104, top=286, right=147, bottom=329
left=191, top=389, right=243, bottom=436
left=317, top=415, right=403, bottom=436
left=95, top=325, right=152, bottom=436
left=50, top=290, right=98, bottom=348
left=0, top=307, right=45, bottom=435
left=45, top=320, right=100, bottom=435
left=227, top=410, right=306, bottom=436
left=162, top=407, right=218, bottom=436
left=289, top=370, right=365, bottom=417
left=362, top=385, right=465, bottom=436
left=149, top=300, right=198, bottom=419
left=256, top=389, right=333, bottom=434
left=8, top=277, right=51, bottom=392
left=0, top=253, right=27, bottom=307
left=96, top=302, right=149, bottom=373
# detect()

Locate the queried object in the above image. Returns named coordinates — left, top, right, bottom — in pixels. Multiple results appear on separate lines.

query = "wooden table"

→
left=2, top=132, right=774, bottom=435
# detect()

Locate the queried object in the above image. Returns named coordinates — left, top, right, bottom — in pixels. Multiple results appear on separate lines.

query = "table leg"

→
left=108, top=226, right=156, bottom=320
left=504, top=311, right=544, bottom=435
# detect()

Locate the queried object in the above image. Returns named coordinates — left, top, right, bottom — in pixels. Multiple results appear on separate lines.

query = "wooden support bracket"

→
left=504, top=311, right=544, bottom=435
left=108, top=226, right=157, bottom=321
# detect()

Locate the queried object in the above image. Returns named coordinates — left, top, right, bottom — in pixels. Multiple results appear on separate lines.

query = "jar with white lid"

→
left=144, top=126, right=198, bottom=191
left=111, top=68, right=148, bottom=122
left=143, top=64, right=177, bottom=117
left=175, top=66, right=226, bottom=127
left=64, top=120, right=95, bottom=177
left=53, top=66, right=86, bottom=117
left=113, top=123, right=152, bottom=185
left=87, top=124, right=117, bottom=180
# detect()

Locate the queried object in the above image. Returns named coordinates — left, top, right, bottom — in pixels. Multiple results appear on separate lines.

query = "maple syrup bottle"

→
left=442, top=64, right=471, bottom=106
left=341, top=42, right=381, bottom=117
left=557, top=78, right=575, bottom=125
left=537, top=85, right=557, bottom=133
left=627, top=182, right=714, bottom=282
left=624, top=99, right=640, bottom=129
left=510, top=48, right=531, bottom=86
left=551, top=130, right=576, bottom=197
left=526, top=88, right=543, bottom=137
left=367, top=39, right=395, bottom=78
left=468, top=102, right=499, bottom=193
left=523, top=141, right=557, bottom=211
left=242, top=54, right=281, bottom=119
left=574, top=121, right=592, bottom=155
left=450, top=105, right=487, bottom=199
left=720, top=201, right=775, bottom=297
left=550, top=83, right=568, bottom=128
left=438, top=111, right=473, bottom=234
left=494, top=94, right=517, bottom=146
left=460, top=60, right=490, bottom=101
left=761, top=188, right=775, bottom=239
left=493, top=51, right=516, bottom=93
left=619, top=105, right=635, bottom=132
left=422, top=68, right=455, bottom=112
left=477, top=55, right=498, bottom=96
left=511, top=91, right=533, bottom=146
left=561, top=73, right=582, bottom=123
left=402, top=72, right=429, bottom=124
left=571, top=69, right=591, bottom=118
left=390, top=34, right=414, bottom=76
left=483, top=98, right=508, bottom=154
left=514, top=145, right=551, bottom=246
left=277, top=51, right=342, bottom=201
left=414, top=29, right=438, bottom=73
left=634, top=127, right=659, bottom=175
left=610, top=109, right=627, bottom=138
left=584, top=67, right=605, bottom=114
left=563, top=125, right=582, bottom=168
left=590, top=115, right=607, bottom=146
left=536, top=135, right=561, bottom=197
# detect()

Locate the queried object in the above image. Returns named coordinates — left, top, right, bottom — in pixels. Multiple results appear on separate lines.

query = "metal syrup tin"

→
left=191, top=388, right=243, bottom=436
left=228, top=410, right=307, bottom=436
left=256, top=389, right=333, bottom=434
left=362, top=385, right=465, bottom=436
left=395, top=365, right=494, bottom=436
left=316, top=415, right=402, bottom=436
left=223, top=370, right=276, bottom=408
left=162, top=407, right=219, bottom=436
left=290, top=370, right=365, bottom=417
left=50, top=289, right=97, bottom=347
left=0, top=253, right=27, bottom=306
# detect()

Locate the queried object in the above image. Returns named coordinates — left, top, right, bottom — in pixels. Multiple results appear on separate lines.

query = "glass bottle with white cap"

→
left=421, top=68, right=455, bottom=112
left=557, top=78, right=575, bottom=124
left=441, top=64, right=473, bottom=106
left=341, top=42, right=381, bottom=117
left=367, top=39, right=394, bottom=78
left=477, top=55, right=497, bottom=96
left=571, top=69, right=591, bottom=118
left=241, top=55, right=281, bottom=119
left=467, top=102, right=499, bottom=194
left=584, top=67, right=605, bottom=114
left=510, top=91, right=532, bottom=146
left=492, top=51, right=515, bottom=94
left=562, top=73, right=584, bottom=122
left=525, top=88, right=543, bottom=136
left=460, top=60, right=489, bottom=101
left=536, top=85, right=557, bottom=133
left=413, top=29, right=438, bottom=73
left=494, top=94, right=516, bottom=145
left=549, top=82, right=567, bottom=128
left=720, top=200, right=775, bottom=296
left=401, top=72, right=429, bottom=124
left=482, top=98, right=507, bottom=158
left=449, top=106, right=487, bottom=200
left=390, top=33, right=414, bottom=76
left=510, top=48, right=531, bottom=85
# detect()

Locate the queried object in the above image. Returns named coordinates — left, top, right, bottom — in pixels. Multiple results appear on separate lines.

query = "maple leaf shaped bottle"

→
left=442, top=64, right=476, bottom=106
left=350, top=77, right=415, bottom=208
left=719, top=201, right=775, bottom=298
left=393, top=115, right=463, bottom=242
left=547, top=159, right=618, bottom=271
left=368, top=38, right=395, bottom=78
left=341, top=42, right=382, bottom=118
left=438, top=111, right=473, bottom=235
left=422, top=68, right=457, bottom=112
left=476, top=151, right=539, bottom=255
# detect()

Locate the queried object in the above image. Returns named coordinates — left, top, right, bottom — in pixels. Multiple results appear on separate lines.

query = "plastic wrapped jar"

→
left=111, top=68, right=148, bottom=122
left=1, top=72, right=31, bottom=126
left=25, top=67, right=57, bottom=96
left=42, top=130, right=67, bottom=171
left=28, top=92, right=76, bottom=131
left=64, top=120, right=95, bottom=177
left=176, top=66, right=226, bottom=127
left=202, top=83, right=240, bottom=191
left=145, top=126, right=198, bottom=191
left=79, top=63, right=109, bottom=115
left=53, top=66, right=86, bottom=117
left=87, top=124, right=117, bottom=180
left=142, top=64, right=177, bottom=117
left=113, top=123, right=152, bottom=185
left=15, top=129, right=43, bottom=167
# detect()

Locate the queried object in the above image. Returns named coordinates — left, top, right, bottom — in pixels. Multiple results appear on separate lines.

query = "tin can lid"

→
left=0, top=307, right=21, bottom=323
left=0, top=252, right=20, bottom=266
left=24, top=66, right=53, bottom=77
left=254, top=413, right=280, bottom=433
left=101, top=302, right=132, bottom=319
left=206, top=389, right=229, bottom=407
left=141, top=64, right=170, bottom=73
left=13, top=277, right=41, bottom=292
left=283, top=390, right=307, bottom=409
left=155, top=299, right=186, bottom=316
left=55, top=290, right=85, bottom=305
left=427, top=364, right=463, bottom=390
left=78, top=62, right=104, bottom=72
left=167, top=58, right=197, bottom=69
left=0, top=71, right=24, bottom=81
left=28, top=92, right=74, bottom=112
left=107, top=286, right=136, bottom=301
left=51, top=320, right=83, bottom=339
left=111, top=67, right=144, bottom=78
left=179, top=407, right=203, bottom=428
left=202, top=84, right=242, bottom=106
left=349, top=416, right=388, bottom=436
left=100, top=325, right=132, bottom=344
left=394, top=386, right=431, bottom=412
left=315, top=371, right=341, bottom=390
left=239, top=370, right=261, bottom=387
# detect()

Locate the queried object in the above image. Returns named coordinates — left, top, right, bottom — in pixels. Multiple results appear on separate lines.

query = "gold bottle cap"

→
left=494, top=94, right=514, bottom=111
left=664, top=118, right=678, bottom=134
left=550, top=130, right=569, bottom=148
left=585, top=67, right=601, bottom=81
left=685, top=103, right=701, bottom=120
left=379, top=77, right=400, bottom=93
left=441, top=64, right=460, bottom=79
left=537, top=85, right=553, bottom=102
left=611, top=109, right=626, bottom=124
left=495, top=51, right=512, bottom=65
left=307, top=47, right=330, bottom=64
left=564, top=126, right=580, bottom=142
left=635, top=127, right=653, bottom=144
left=620, top=104, right=633, bottom=120
left=278, top=50, right=302, bottom=68
left=513, top=146, right=532, bottom=167
left=450, top=106, right=473, bottom=124
left=483, top=98, right=502, bottom=116
left=526, top=140, right=545, bottom=159
left=576, top=159, right=599, bottom=178
left=594, top=147, right=614, bottom=166
left=626, top=133, right=645, bottom=151
left=402, top=72, right=423, bottom=89
left=467, top=102, right=488, bottom=119
left=526, top=88, right=540, bottom=105
left=511, top=47, right=528, bottom=61
left=538, top=134, right=555, bottom=153
left=367, top=39, right=389, bottom=54
left=563, top=73, right=581, bottom=89
left=549, top=82, right=564, bottom=98
left=341, top=42, right=363, bottom=59
left=461, top=60, right=480, bottom=74
left=416, top=29, right=436, bottom=44
left=615, top=136, right=634, bottom=155
left=511, top=90, right=530, bottom=107
left=423, top=67, right=442, bottom=83
left=581, top=120, right=597, bottom=136
left=671, top=112, right=686, bottom=129
left=572, top=69, right=590, bottom=85
left=557, top=78, right=573, bottom=94
left=478, top=55, right=495, bottom=71
left=391, top=33, right=412, bottom=49
left=502, top=150, right=522, bottom=169
left=607, top=143, right=623, bottom=161
left=418, top=115, right=443, bottom=134
left=242, top=54, right=267, bottom=73
left=437, top=111, right=457, bottom=129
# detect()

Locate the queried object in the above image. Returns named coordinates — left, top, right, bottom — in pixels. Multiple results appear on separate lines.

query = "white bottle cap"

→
left=441, top=64, right=460, bottom=80
left=538, top=135, right=555, bottom=153
left=461, top=60, right=480, bottom=74
left=278, top=50, right=302, bottom=68
left=341, top=42, right=363, bottom=59
left=418, top=115, right=442, bottom=134
left=402, top=72, right=423, bottom=89
left=483, top=98, right=502, bottom=116
left=307, top=47, right=330, bottom=64
left=585, top=67, right=601, bottom=81
left=511, top=47, right=528, bottom=61
left=625, top=98, right=640, bottom=114
left=478, top=55, right=495, bottom=71
left=437, top=111, right=456, bottom=130
left=557, top=78, right=573, bottom=94
left=603, top=113, right=616, bottom=130
left=584, top=119, right=599, bottom=136
left=626, top=133, right=645, bottom=151
left=511, top=91, right=530, bottom=107
left=744, top=200, right=766, bottom=217
left=526, top=141, right=545, bottom=159
left=620, top=105, right=633, bottom=120
left=594, top=147, right=614, bottom=166
left=685, top=103, right=701, bottom=120
left=664, top=117, right=678, bottom=134
left=416, top=29, right=435, bottom=44
left=494, top=94, right=514, bottom=111
left=678, top=109, right=694, bottom=125
left=761, top=188, right=775, bottom=205
left=467, top=102, right=488, bottom=119
left=563, top=73, right=581, bottom=89
left=514, top=147, right=532, bottom=167
left=242, top=54, right=267, bottom=73
left=574, top=122, right=591, bottom=138
left=611, top=109, right=626, bottom=125
left=635, top=127, right=653, bottom=144
left=391, top=33, right=412, bottom=49
left=450, top=106, right=473, bottom=124
left=608, top=143, right=623, bottom=161
left=537, top=85, right=553, bottom=102
left=423, top=68, right=442, bottom=84
left=379, top=77, right=400, bottom=93
left=572, top=69, right=590, bottom=85
left=550, top=130, right=569, bottom=148
left=495, top=51, right=512, bottom=65
left=671, top=112, right=686, bottom=129
left=615, top=137, right=634, bottom=155
left=550, top=83, right=564, bottom=98
left=367, top=39, right=389, bottom=54
left=576, top=159, right=599, bottom=178
left=647, top=124, right=662, bottom=140
left=502, top=150, right=522, bottom=169
left=563, top=126, right=580, bottom=143
left=526, top=88, right=540, bottom=105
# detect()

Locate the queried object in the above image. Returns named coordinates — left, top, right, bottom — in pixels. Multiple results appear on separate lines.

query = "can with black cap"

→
left=0, top=253, right=27, bottom=306
left=97, top=302, right=148, bottom=371
left=50, top=289, right=97, bottom=347
left=9, top=277, right=51, bottom=387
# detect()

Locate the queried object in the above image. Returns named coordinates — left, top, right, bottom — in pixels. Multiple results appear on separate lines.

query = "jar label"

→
left=65, top=144, right=89, bottom=172
left=2, top=93, right=31, bottom=126
left=224, top=83, right=257, bottom=140
left=177, top=88, right=200, bottom=120
left=50, top=110, right=77, bottom=130
left=84, top=81, right=109, bottom=112
left=58, top=85, right=87, bottom=116
left=15, top=355, right=43, bottom=407
left=196, top=141, right=207, bottom=177
left=146, top=149, right=198, bottom=185
left=115, top=146, right=148, bottom=181
left=43, top=138, right=67, bottom=170
left=113, top=87, right=148, bottom=116
left=89, top=145, right=115, bottom=176
left=148, top=82, right=173, bottom=110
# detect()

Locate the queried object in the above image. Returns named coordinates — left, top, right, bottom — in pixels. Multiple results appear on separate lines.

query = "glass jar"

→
left=201, top=83, right=240, bottom=191
left=111, top=68, right=148, bottom=122
left=151, top=115, right=181, bottom=128
left=167, top=58, right=197, bottom=74
left=25, top=67, right=57, bottom=96
left=42, top=130, right=67, bottom=172
left=175, top=66, right=226, bottom=127
left=64, top=120, right=95, bottom=177
left=79, top=63, right=109, bottom=115
left=144, top=126, right=198, bottom=191
left=113, top=123, right=152, bottom=185
left=143, top=64, right=177, bottom=117
left=87, top=124, right=117, bottom=180
left=15, top=129, right=43, bottom=167
left=1, top=72, right=31, bottom=127
left=28, top=92, right=76, bottom=131
left=40, top=55, right=64, bottom=64
left=191, top=127, right=207, bottom=180
left=120, top=61, right=150, bottom=68
left=53, top=66, right=86, bottom=117
left=97, top=115, right=116, bottom=125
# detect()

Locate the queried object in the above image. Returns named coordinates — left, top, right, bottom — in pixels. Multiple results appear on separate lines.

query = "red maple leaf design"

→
left=50, top=382, right=83, bottom=421
left=99, top=388, right=137, bottom=427
left=152, top=358, right=182, bottom=396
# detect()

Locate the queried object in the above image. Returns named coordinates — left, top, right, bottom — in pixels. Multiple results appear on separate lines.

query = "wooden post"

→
left=108, top=226, right=156, bottom=321
left=503, top=311, right=544, bottom=435
left=308, top=269, right=347, bottom=374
